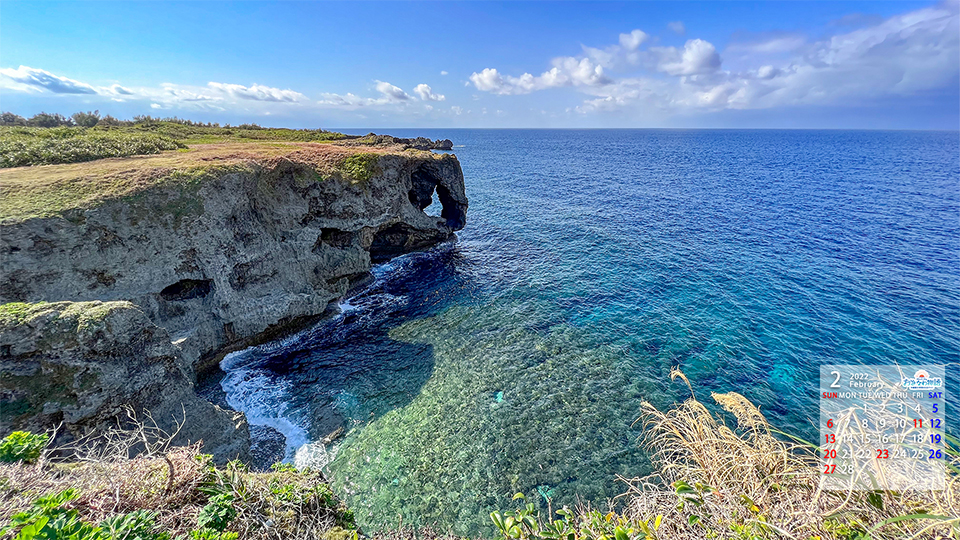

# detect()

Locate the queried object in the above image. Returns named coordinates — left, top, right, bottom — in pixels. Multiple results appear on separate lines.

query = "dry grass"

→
left=616, top=368, right=960, bottom=539
left=0, top=412, right=356, bottom=539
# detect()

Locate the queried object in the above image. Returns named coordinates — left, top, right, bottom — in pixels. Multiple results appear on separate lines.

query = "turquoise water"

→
left=221, top=130, right=960, bottom=535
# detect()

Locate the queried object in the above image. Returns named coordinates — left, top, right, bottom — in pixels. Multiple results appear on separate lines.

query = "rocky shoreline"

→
left=0, top=136, right=467, bottom=463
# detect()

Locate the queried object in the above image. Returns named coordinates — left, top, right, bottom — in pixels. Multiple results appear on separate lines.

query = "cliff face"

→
left=0, top=301, right=250, bottom=462
left=0, top=141, right=467, bottom=460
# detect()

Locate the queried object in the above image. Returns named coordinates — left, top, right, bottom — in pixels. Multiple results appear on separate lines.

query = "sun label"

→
left=819, top=364, right=946, bottom=491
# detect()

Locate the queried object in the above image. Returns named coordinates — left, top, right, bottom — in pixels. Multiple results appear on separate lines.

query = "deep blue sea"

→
left=220, top=129, right=960, bottom=535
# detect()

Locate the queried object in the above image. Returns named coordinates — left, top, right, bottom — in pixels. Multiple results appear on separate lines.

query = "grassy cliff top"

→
left=0, top=129, right=448, bottom=222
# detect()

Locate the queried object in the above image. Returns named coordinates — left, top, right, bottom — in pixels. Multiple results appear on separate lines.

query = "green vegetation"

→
left=122, top=118, right=347, bottom=145
left=0, top=431, right=49, bottom=464
left=337, top=153, right=381, bottom=184
left=0, top=112, right=349, bottom=168
left=0, top=427, right=358, bottom=540
left=0, top=302, right=45, bottom=326
left=3, top=489, right=170, bottom=540
left=0, top=127, right=182, bottom=168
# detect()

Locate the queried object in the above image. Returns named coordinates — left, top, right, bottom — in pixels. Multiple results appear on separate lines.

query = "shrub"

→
left=0, top=128, right=182, bottom=167
left=0, top=431, right=49, bottom=463
left=1, top=112, right=27, bottom=126
left=71, top=110, right=101, bottom=128
left=99, top=115, right=123, bottom=127
left=27, top=112, right=72, bottom=127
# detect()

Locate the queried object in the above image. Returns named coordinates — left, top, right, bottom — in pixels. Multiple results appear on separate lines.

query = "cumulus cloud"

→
left=374, top=80, right=411, bottom=101
left=655, top=39, right=722, bottom=75
left=207, top=82, right=305, bottom=102
left=471, top=2, right=959, bottom=117
left=414, top=83, right=445, bottom=101
left=619, top=30, right=649, bottom=50
left=316, top=80, right=443, bottom=111
left=0, top=65, right=98, bottom=94
left=440, top=70, right=449, bottom=75
left=470, top=56, right=611, bottom=95
left=668, top=21, right=686, bottom=36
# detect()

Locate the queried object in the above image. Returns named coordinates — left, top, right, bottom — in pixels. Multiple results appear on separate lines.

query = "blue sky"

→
left=2, top=1, right=958, bottom=129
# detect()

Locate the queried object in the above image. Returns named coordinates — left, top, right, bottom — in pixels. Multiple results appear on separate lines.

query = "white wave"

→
left=294, top=441, right=339, bottom=470
left=220, top=368, right=309, bottom=461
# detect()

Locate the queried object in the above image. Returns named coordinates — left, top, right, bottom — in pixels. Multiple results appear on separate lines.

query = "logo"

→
left=902, top=369, right=943, bottom=389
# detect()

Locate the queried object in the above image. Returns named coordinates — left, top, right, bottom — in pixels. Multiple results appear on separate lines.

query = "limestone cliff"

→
left=0, top=140, right=467, bottom=460
left=0, top=300, right=250, bottom=461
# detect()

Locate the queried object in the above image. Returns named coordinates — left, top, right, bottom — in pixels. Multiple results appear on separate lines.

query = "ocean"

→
left=219, top=129, right=959, bottom=535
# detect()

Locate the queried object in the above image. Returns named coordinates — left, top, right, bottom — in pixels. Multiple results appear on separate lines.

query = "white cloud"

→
left=655, top=39, right=722, bottom=75
left=207, top=82, right=305, bottom=102
left=619, top=29, right=649, bottom=50
left=469, top=56, right=611, bottom=95
left=668, top=21, right=686, bottom=36
left=374, top=80, right=411, bottom=101
left=470, top=2, right=959, bottom=116
left=414, top=83, right=445, bottom=101
left=0, top=65, right=98, bottom=94
left=451, top=106, right=463, bottom=115
left=105, top=84, right=133, bottom=96
left=440, top=70, right=449, bottom=76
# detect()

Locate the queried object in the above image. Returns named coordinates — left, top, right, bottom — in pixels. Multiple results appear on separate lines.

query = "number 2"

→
left=831, top=371, right=840, bottom=388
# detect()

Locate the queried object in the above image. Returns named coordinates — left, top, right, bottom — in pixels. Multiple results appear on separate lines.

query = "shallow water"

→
left=221, top=129, right=960, bottom=535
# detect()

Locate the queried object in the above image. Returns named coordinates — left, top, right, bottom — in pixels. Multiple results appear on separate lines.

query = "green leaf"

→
left=868, top=513, right=953, bottom=534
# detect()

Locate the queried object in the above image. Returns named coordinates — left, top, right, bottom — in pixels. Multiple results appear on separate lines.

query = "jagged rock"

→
left=0, top=300, right=250, bottom=462
left=348, top=134, right=455, bottom=151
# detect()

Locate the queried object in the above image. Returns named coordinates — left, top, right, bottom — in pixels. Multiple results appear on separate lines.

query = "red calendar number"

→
left=825, top=433, right=835, bottom=443
left=823, top=448, right=837, bottom=459
left=824, top=464, right=836, bottom=474
left=826, top=419, right=834, bottom=428
left=876, top=449, right=889, bottom=459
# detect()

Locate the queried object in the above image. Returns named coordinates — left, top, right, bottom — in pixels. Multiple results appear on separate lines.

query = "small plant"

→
left=196, top=493, right=237, bottom=532
left=189, top=529, right=239, bottom=540
left=269, top=461, right=298, bottom=473
left=0, top=430, right=49, bottom=463
left=1, top=489, right=168, bottom=540
left=99, top=510, right=170, bottom=540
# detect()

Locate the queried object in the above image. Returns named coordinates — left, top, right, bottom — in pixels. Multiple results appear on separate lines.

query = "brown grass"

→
left=0, top=412, right=356, bottom=539
left=0, top=141, right=439, bottom=222
left=615, top=368, right=960, bottom=539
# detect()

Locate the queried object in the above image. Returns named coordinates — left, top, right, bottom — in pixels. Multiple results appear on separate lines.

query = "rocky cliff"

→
left=0, top=300, right=250, bottom=461
left=0, top=139, right=467, bottom=460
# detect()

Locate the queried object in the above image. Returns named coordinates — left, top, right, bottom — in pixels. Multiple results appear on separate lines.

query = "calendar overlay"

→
left=820, top=365, right=946, bottom=491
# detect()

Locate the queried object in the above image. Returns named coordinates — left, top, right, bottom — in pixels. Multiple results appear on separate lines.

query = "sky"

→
left=1, top=1, right=958, bottom=129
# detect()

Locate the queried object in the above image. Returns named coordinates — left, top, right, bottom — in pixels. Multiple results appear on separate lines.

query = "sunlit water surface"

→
left=220, top=130, right=960, bottom=536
